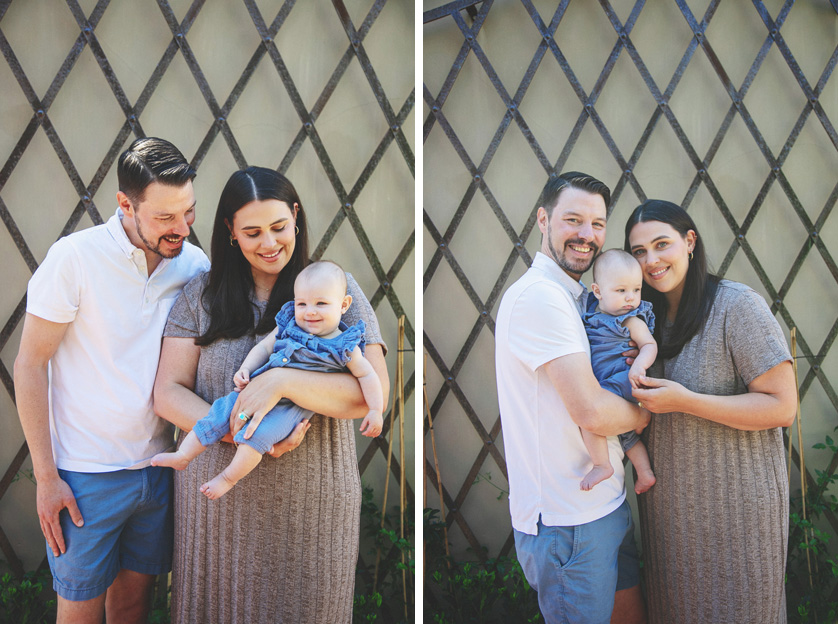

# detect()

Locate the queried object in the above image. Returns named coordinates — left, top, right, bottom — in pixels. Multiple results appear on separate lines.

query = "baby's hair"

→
left=592, top=249, right=640, bottom=284
left=296, top=260, right=347, bottom=294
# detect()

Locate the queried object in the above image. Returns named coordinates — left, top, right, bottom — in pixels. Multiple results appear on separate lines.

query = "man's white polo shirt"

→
left=495, top=252, right=626, bottom=535
left=26, top=209, right=210, bottom=472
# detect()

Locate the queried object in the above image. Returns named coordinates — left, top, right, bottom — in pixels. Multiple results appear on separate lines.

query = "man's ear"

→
left=536, top=206, right=549, bottom=235
left=341, top=294, right=353, bottom=314
left=590, top=283, right=603, bottom=300
left=116, top=191, right=133, bottom=217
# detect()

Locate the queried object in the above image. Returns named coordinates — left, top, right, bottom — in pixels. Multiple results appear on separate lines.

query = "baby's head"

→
left=294, top=261, right=352, bottom=337
left=590, top=249, right=643, bottom=316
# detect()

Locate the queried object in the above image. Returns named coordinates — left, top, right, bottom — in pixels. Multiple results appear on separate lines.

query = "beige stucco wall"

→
left=0, top=0, right=414, bottom=573
left=424, top=0, right=838, bottom=559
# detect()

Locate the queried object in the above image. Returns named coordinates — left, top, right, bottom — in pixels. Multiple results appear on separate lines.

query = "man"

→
left=14, top=137, right=210, bottom=624
left=495, top=172, right=649, bottom=624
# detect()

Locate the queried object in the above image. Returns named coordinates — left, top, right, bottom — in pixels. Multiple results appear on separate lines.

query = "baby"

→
left=152, top=260, right=383, bottom=499
left=581, top=249, right=656, bottom=494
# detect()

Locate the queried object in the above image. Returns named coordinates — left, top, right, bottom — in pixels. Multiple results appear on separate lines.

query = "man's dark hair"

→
left=117, top=137, right=196, bottom=205
left=539, top=171, right=611, bottom=215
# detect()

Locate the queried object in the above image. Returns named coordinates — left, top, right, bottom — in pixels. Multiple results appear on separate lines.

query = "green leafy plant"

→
left=0, top=570, right=56, bottom=624
left=12, top=468, right=36, bottom=486
left=786, top=428, right=838, bottom=623
left=147, top=577, right=172, bottom=624
left=424, top=508, right=541, bottom=623
left=472, top=471, right=509, bottom=501
left=355, top=484, right=415, bottom=623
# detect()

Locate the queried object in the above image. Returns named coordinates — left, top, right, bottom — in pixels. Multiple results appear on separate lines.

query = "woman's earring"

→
left=690, top=250, right=694, bottom=261
left=230, top=235, right=238, bottom=247
left=295, top=225, right=300, bottom=236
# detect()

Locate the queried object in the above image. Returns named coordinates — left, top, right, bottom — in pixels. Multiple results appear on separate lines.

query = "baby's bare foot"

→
left=634, top=469, right=657, bottom=494
left=580, top=464, right=614, bottom=491
left=151, top=451, right=190, bottom=471
left=200, top=473, right=237, bottom=499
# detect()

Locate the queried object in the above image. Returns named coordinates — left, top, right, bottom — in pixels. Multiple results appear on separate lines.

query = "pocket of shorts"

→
left=551, top=524, right=580, bottom=569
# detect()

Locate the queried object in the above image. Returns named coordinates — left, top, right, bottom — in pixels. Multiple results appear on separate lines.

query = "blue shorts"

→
left=513, top=499, right=639, bottom=624
left=47, top=466, right=174, bottom=601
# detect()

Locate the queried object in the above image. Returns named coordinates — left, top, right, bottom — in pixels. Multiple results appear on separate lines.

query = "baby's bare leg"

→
left=579, top=428, right=614, bottom=491
left=151, top=431, right=206, bottom=470
left=200, top=444, right=263, bottom=499
left=625, top=441, right=656, bottom=494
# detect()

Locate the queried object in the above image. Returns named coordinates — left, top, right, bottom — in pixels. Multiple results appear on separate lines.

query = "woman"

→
left=624, top=200, right=796, bottom=624
left=153, top=166, right=388, bottom=623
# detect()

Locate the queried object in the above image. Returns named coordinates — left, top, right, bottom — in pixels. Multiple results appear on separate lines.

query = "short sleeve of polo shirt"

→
left=27, top=237, right=82, bottom=324
left=506, top=279, right=587, bottom=372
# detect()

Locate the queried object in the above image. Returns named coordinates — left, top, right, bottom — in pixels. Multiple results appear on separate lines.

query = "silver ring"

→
left=237, top=412, right=250, bottom=421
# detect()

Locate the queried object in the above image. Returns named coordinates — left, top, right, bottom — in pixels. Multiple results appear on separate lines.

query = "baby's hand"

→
left=233, top=368, right=250, bottom=391
left=359, top=411, right=383, bottom=438
left=628, top=363, right=646, bottom=390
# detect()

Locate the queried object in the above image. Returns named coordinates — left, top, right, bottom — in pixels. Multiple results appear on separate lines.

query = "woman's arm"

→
left=632, top=360, right=796, bottom=431
left=229, top=343, right=390, bottom=425
left=153, top=335, right=310, bottom=456
left=153, top=335, right=212, bottom=431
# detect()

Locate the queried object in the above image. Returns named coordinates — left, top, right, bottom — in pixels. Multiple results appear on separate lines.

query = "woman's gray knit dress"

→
left=164, top=273, right=384, bottom=624
left=638, top=281, right=791, bottom=624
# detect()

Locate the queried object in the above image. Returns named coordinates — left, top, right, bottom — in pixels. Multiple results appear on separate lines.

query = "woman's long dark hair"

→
left=624, top=199, right=719, bottom=360
left=196, top=166, right=309, bottom=345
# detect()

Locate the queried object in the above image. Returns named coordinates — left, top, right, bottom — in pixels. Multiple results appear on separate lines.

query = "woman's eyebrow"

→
left=634, top=235, right=669, bottom=246
left=240, top=218, right=289, bottom=230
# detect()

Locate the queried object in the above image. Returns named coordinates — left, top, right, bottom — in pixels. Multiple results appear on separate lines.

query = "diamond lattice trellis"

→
left=423, top=0, right=838, bottom=599
left=0, top=0, right=414, bottom=602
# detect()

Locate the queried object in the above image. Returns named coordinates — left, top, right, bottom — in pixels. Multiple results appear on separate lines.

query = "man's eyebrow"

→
left=561, top=210, right=606, bottom=222
left=152, top=200, right=196, bottom=216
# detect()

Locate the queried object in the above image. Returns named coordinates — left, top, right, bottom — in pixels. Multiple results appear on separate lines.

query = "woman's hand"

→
left=229, top=370, right=286, bottom=437
left=266, top=420, right=311, bottom=458
left=632, top=376, right=690, bottom=413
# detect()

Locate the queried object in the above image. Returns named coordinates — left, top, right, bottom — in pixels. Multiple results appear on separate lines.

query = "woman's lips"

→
left=648, top=266, right=668, bottom=280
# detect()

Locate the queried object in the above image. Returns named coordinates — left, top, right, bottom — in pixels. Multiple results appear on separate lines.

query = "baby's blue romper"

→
left=192, top=300, right=366, bottom=454
left=583, top=294, right=655, bottom=452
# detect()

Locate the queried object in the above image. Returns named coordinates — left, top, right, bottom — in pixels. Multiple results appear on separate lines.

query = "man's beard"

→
left=546, top=221, right=598, bottom=277
left=135, top=218, right=184, bottom=259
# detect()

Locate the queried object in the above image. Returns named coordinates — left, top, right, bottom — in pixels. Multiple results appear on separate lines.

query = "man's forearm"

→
left=13, top=363, right=59, bottom=482
left=577, top=388, right=647, bottom=437
left=545, top=352, right=648, bottom=436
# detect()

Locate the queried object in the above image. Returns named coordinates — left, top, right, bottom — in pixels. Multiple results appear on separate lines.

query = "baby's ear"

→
left=590, top=283, right=602, bottom=300
left=342, top=294, right=353, bottom=313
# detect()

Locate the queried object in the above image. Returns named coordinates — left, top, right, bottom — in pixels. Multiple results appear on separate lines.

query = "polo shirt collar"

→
left=107, top=208, right=140, bottom=258
left=532, top=251, right=586, bottom=296
left=531, top=251, right=588, bottom=313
